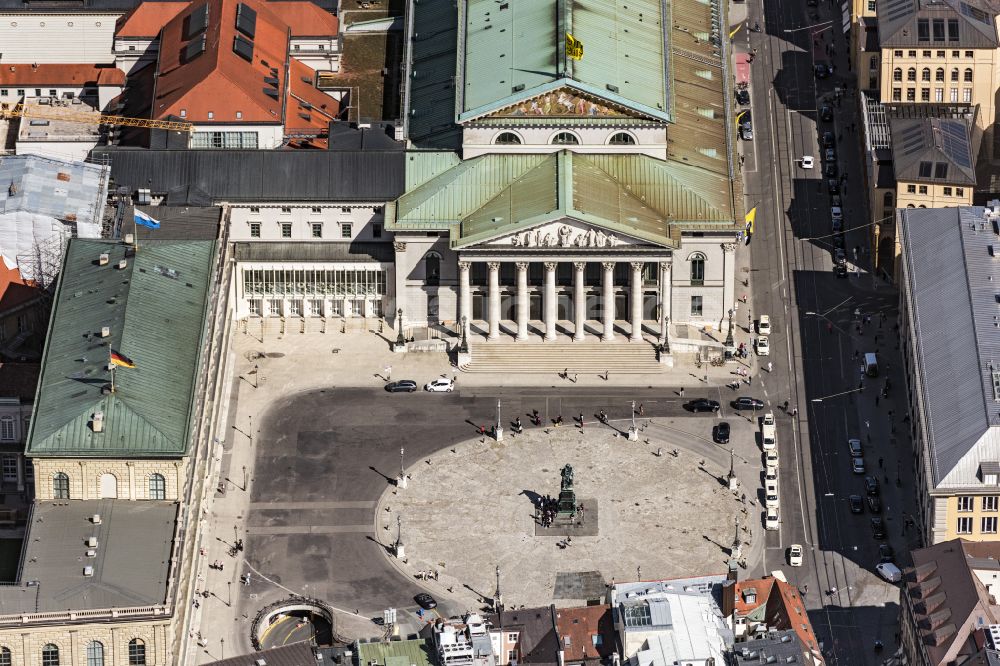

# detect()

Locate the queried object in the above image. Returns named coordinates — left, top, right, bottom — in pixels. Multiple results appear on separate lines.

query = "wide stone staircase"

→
left=461, top=340, right=662, bottom=374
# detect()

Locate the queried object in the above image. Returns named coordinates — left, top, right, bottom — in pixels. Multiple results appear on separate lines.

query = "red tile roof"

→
left=732, top=577, right=823, bottom=660
left=116, top=2, right=189, bottom=37
left=0, top=64, right=125, bottom=87
left=554, top=606, right=616, bottom=664
left=152, top=0, right=338, bottom=145
left=0, top=261, right=42, bottom=315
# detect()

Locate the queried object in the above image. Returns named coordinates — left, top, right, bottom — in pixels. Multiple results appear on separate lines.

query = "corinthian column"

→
left=488, top=261, right=500, bottom=340
left=602, top=261, right=615, bottom=342
left=516, top=262, right=529, bottom=341
left=573, top=261, right=586, bottom=341
left=544, top=261, right=557, bottom=341
left=630, top=261, right=644, bottom=342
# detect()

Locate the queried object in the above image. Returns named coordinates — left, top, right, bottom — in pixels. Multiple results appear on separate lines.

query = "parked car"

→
left=824, top=161, right=838, bottom=177
left=757, top=315, right=771, bottom=335
left=425, top=378, right=455, bottom=392
left=822, top=131, right=835, bottom=148
left=739, top=122, right=754, bottom=141
left=820, top=105, right=834, bottom=121
left=761, top=412, right=776, bottom=450
left=385, top=380, right=418, bottom=393
left=414, top=593, right=438, bottom=609
left=765, top=480, right=779, bottom=508
left=736, top=88, right=751, bottom=105
left=833, top=234, right=846, bottom=250
left=800, top=156, right=815, bottom=169
left=827, top=178, right=840, bottom=194
left=835, top=263, right=848, bottom=278
left=834, top=248, right=847, bottom=264
left=831, top=206, right=843, bottom=220
left=876, top=562, right=902, bottom=583
left=788, top=544, right=803, bottom=566
left=849, top=494, right=864, bottom=514
left=764, top=466, right=778, bottom=483
left=765, top=506, right=780, bottom=530
left=848, top=438, right=863, bottom=456
left=733, top=397, right=765, bottom=410
left=867, top=495, right=882, bottom=513
left=824, top=148, right=836, bottom=163
left=765, top=448, right=779, bottom=466
left=879, top=544, right=895, bottom=563
left=755, top=336, right=770, bottom=356
left=830, top=194, right=843, bottom=207
left=852, top=457, right=865, bottom=474
left=871, top=517, right=887, bottom=540
left=713, top=422, right=731, bottom=444
left=831, top=219, right=843, bottom=234
left=815, top=62, right=832, bottom=78
left=686, top=399, right=721, bottom=413
left=865, top=475, right=881, bottom=496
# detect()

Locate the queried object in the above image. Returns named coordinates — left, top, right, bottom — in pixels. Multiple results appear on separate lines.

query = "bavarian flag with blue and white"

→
left=134, top=208, right=162, bottom=229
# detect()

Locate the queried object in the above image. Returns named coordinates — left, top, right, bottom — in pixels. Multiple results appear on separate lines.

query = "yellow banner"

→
left=566, top=33, right=583, bottom=61
left=745, top=207, right=757, bottom=236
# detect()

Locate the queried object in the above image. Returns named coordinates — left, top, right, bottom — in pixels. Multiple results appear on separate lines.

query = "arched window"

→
left=935, top=67, right=944, bottom=81
left=951, top=68, right=959, bottom=81
left=494, top=132, right=521, bottom=145
left=0, top=416, right=13, bottom=441
left=964, top=67, right=973, bottom=82
left=551, top=132, right=579, bottom=145
left=907, top=204, right=915, bottom=208
left=53, top=473, right=69, bottom=500
left=425, top=253, right=440, bottom=286
left=892, top=67, right=902, bottom=81
left=128, top=639, right=147, bottom=666
left=608, top=132, right=636, bottom=145
left=906, top=67, right=916, bottom=81
left=86, top=641, right=104, bottom=666
left=918, top=204, right=926, bottom=208
left=921, top=67, right=930, bottom=81
left=690, top=253, right=706, bottom=285
left=0, top=647, right=10, bottom=666
left=42, top=644, right=59, bottom=666
left=149, top=473, right=165, bottom=500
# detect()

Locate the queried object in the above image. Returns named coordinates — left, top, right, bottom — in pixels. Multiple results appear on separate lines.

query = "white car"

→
left=424, top=378, right=455, bottom=392
left=788, top=544, right=803, bottom=566
left=765, top=448, right=779, bottom=466
left=757, top=315, right=771, bottom=336
left=765, top=506, right=779, bottom=531
left=876, top=562, right=902, bottom=583
left=800, top=156, right=814, bottom=169
left=764, top=465, right=778, bottom=483
left=755, top=336, right=770, bottom=356
left=765, top=480, right=779, bottom=508
left=831, top=206, right=843, bottom=220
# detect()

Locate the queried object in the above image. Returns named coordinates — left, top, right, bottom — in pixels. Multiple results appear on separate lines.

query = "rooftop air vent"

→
left=117, top=259, right=127, bottom=270
left=91, top=411, right=104, bottom=433
left=100, top=326, right=110, bottom=338
left=123, top=233, right=134, bottom=245
left=98, top=253, right=109, bottom=266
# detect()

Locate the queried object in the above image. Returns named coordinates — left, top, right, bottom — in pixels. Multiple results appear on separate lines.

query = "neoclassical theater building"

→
left=388, top=0, right=743, bottom=345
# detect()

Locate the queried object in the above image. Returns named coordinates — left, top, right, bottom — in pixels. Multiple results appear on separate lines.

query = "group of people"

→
left=536, top=495, right=564, bottom=528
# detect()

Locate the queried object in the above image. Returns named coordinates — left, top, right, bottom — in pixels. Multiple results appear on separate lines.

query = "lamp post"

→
left=495, top=399, right=503, bottom=441
left=724, top=308, right=735, bottom=360
left=395, top=308, right=405, bottom=347
left=397, top=447, right=408, bottom=489
left=661, top=315, right=670, bottom=354
left=459, top=315, right=469, bottom=354
left=628, top=400, right=638, bottom=441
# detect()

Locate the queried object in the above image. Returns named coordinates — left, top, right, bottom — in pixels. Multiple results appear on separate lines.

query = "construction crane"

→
left=0, top=102, right=194, bottom=133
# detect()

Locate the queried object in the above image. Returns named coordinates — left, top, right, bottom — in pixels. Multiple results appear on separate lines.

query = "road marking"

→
left=249, top=525, right=374, bottom=535
left=249, top=501, right=376, bottom=510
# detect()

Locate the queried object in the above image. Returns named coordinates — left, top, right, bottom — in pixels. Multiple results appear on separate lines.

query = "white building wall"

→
left=670, top=236, right=735, bottom=331
left=15, top=139, right=99, bottom=162
left=0, top=85, right=104, bottom=100
left=394, top=234, right=458, bottom=329
left=228, top=203, right=388, bottom=242
left=462, top=125, right=668, bottom=159
left=113, top=37, right=158, bottom=76
left=290, top=39, right=341, bottom=72
left=189, top=124, right=285, bottom=149
left=0, top=14, right=117, bottom=63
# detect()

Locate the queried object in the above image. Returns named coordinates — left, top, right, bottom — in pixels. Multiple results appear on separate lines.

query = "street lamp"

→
left=724, top=308, right=735, bottom=353
left=397, top=447, right=408, bottom=489
left=396, top=308, right=405, bottom=346
left=459, top=315, right=469, bottom=354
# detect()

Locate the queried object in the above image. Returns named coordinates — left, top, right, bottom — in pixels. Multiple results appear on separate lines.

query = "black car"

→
left=849, top=494, right=864, bottom=514
left=686, top=399, right=721, bottom=413
left=879, top=544, right=895, bottom=563
left=822, top=131, right=835, bottom=148
left=820, top=105, right=834, bottom=121
left=815, top=62, right=832, bottom=78
left=736, top=89, right=750, bottom=106
left=827, top=179, right=840, bottom=194
left=732, top=397, right=765, bottom=411
left=835, top=263, right=848, bottom=278
left=871, top=517, right=887, bottom=540
left=867, top=495, right=882, bottom=513
left=830, top=194, right=843, bottom=207
left=713, top=422, right=731, bottom=444
left=824, top=161, right=838, bottom=178
left=833, top=234, right=846, bottom=250
left=865, top=475, right=880, bottom=496
left=414, top=593, right=438, bottom=610
left=385, top=380, right=418, bottom=393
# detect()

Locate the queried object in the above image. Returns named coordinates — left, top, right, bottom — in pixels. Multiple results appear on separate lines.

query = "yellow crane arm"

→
left=1, top=103, right=194, bottom=133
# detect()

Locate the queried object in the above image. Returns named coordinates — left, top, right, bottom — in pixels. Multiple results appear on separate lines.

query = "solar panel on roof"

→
left=183, top=35, right=207, bottom=62
left=185, top=3, right=209, bottom=39
left=233, top=34, right=254, bottom=62
left=236, top=2, right=256, bottom=38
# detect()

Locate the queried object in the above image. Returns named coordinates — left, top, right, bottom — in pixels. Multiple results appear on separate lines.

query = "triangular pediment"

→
left=484, top=85, right=654, bottom=121
left=464, top=218, right=661, bottom=250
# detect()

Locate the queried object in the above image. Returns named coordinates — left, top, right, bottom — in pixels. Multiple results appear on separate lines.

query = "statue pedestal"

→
left=627, top=427, right=638, bottom=441
left=457, top=350, right=471, bottom=367
left=534, top=498, right=599, bottom=537
left=397, top=474, right=408, bottom=489
left=727, top=474, right=739, bottom=491
left=393, top=342, right=407, bottom=353
left=495, top=426, right=503, bottom=442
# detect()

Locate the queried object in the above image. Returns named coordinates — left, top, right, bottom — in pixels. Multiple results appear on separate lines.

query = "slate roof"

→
left=486, top=606, right=560, bottom=666
left=403, top=0, right=461, bottom=148
left=95, top=148, right=406, bottom=203
left=389, top=150, right=734, bottom=246
left=122, top=204, right=222, bottom=240
left=234, top=241, right=393, bottom=262
left=0, top=499, right=176, bottom=613
left=456, top=0, right=670, bottom=123
left=898, top=206, right=1000, bottom=487
left=876, top=0, right=999, bottom=48
left=0, top=0, right=335, bottom=11
left=553, top=605, right=616, bottom=664
left=27, top=238, right=215, bottom=458
left=890, top=116, right=976, bottom=185
left=205, top=643, right=317, bottom=666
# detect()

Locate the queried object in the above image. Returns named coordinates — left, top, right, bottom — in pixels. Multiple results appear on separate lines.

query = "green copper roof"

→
left=27, top=239, right=216, bottom=458
left=456, top=0, right=670, bottom=122
left=390, top=151, right=733, bottom=243
left=357, top=639, right=435, bottom=666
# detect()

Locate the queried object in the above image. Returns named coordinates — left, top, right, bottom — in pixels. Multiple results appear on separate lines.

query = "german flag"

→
left=110, top=349, right=136, bottom=369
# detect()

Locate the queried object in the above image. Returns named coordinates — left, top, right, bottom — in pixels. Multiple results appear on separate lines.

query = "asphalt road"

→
left=740, top=0, right=917, bottom=662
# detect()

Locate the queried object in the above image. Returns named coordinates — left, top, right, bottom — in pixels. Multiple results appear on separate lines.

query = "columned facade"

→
left=456, top=254, right=671, bottom=342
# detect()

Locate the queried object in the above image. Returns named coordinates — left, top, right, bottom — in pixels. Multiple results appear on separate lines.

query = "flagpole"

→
left=134, top=212, right=139, bottom=252
left=109, top=349, right=116, bottom=393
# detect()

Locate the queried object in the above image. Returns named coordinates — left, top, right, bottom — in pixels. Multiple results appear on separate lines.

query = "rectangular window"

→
left=868, top=0, right=875, bottom=9
left=341, top=206, right=351, bottom=213
left=907, top=184, right=916, bottom=193
left=309, top=299, right=323, bottom=317
left=267, top=299, right=283, bottom=317
left=508, top=633, right=517, bottom=642
left=508, top=651, right=517, bottom=662
left=894, top=50, right=903, bottom=57
left=341, top=223, right=353, bottom=238
left=189, top=131, right=258, bottom=149
left=0, top=90, right=5, bottom=97
left=957, top=187, right=965, bottom=197
left=932, top=18, right=944, bottom=41
left=918, top=185, right=928, bottom=194
left=892, top=88, right=902, bottom=101
left=289, top=300, right=302, bottom=317
left=937, top=50, right=945, bottom=57
left=947, top=20, right=958, bottom=41
left=249, top=206, right=260, bottom=213
left=0, top=418, right=12, bottom=441
left=312, top=223, right=323, bottom=238
left=281, top=223, right=292, bottom=238
left=249, top=222, right=261, bottom=238
left=1, top=456, right=16, bottom=482
left=691, top=295, right=703, bottom=317
left=935, top=88, right=944, bottom=101
left=958, top=496, right=974, bottom=511
left=950, top=87, right=958, bottom=102
left=908, top=50, right=916, bottom=57
left=917, top=18, right=929, bottom=41
left=958, top=516, right=973, bottom=534
left=24, top=458, right=32, bottom=482
left=921, top=88, right=930, bottom=101
left=966, top=50, right=974, bottom=57
left=372, top=224, right=382, bottom=238
left=311, top=206, right=322, bottom=213
left=922, top=50, right=932, bottom=58
left=906, top=88, right=916, bottom=101
left=280, top=206, right=292, bottom=214
left=985, top=496, right=999, bottom=512
left=964, top=88, right=972, bottom=102
left=984, top=516, right=998, bottom=534
left=16, top=89, right=24, bottom=97
left=943, top=187, right=952, bottom=196
left=248, top=299, right=262, bottom=316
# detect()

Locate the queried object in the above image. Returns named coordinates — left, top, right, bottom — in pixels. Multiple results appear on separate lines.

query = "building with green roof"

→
left=27, top=238, right=216, bottom=501
left=392, top=0, right=742, bottom=356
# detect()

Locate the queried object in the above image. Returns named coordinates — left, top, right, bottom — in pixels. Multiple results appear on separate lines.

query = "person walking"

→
left=679, top=387, right=685, bottom=397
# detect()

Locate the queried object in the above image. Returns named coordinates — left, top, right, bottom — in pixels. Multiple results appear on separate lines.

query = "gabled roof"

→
left=0, top=63, right=125, bottom=87
left=731, top=577, right=823, bottom=660
left=27, top=238, right=215, bottom=458
left=455, top=0, right=670, bottom=123
left=890, top=116, right=976, bottom=185
left=116, top=0, right=337, bottom=39
left=390, top=151, right=734, bottom=245
left=487, top=606, right=560, bottom=666
left=0, top=258, right=42, bottom=316
left=553, top=605, right=616, bottom=663
left=116, top=1, right=190, bottom=38
left=876, top=0, right=999, bottom=48
left=898, top=206, right=1000, bottom=486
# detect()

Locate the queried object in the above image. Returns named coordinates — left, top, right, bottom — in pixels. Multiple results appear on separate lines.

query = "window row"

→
left=957, top=516, right=999, bottom=534
left=51, top=472, right=166, bottom=500
left=892, top=67, right=973, bottom=82
left=957, top=495, right=999, bottom=512
left=493, top=131, right=637, bottom=146
left=904, top=184, right=964, bottom=197
left=890, top=87, right=972, bottom=102
left=190, top=131, right=259, bottom=149
left=247, top=297, right=382, bottom=318
left=892, top=49, right=975, bottom=58
left=242, top=268, right=387, bottom=297
left=249, top=221, right=372, bottom=239
left=28, top=638, right=147, bottom=665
